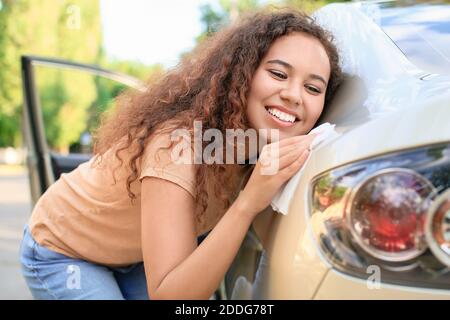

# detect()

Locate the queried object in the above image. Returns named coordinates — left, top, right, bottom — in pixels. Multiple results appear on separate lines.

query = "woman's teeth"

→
left=266, top=107, right=296, bottom=123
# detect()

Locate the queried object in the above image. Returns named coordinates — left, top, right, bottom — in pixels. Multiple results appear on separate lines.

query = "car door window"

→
left=22, top=56, right=143, bottom=204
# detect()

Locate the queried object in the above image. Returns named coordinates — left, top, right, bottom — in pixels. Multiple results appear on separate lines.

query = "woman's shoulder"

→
left=139, top=122, right=196, bottom=196
left=142, top=122, right=193, bottom=163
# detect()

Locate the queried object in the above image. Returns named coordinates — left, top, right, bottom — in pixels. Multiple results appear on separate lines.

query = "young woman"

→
left=19, top=8, right=342, bottom=300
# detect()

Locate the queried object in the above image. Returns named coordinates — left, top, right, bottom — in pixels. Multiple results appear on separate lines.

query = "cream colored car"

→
left=223, top=0, right=450, bottom=299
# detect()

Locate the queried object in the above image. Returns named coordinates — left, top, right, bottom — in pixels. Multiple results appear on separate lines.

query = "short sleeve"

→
left=139, top=132, right=196, bottom=198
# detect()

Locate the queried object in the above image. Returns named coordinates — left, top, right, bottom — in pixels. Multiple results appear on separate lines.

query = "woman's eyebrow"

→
left=266, top=59, right=292, bottom=70
left=266, top=59, right=328, bottom=86
left=309, top=74, right=328, bottom=86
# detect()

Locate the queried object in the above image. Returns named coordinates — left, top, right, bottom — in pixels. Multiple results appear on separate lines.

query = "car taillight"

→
left=346, top=169, right=433, bottom=262
left=309, top=143, right=450, bottom=289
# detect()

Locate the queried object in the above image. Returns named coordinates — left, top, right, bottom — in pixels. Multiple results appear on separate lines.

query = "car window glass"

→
left=34, top=65, right=129, bottom=155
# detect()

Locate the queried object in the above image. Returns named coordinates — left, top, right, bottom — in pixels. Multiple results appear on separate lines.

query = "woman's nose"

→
left=280, top=83, right=303, bottom=107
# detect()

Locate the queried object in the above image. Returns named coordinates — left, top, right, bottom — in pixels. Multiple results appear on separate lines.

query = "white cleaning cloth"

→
left=270, top=122, right=340, bottom=215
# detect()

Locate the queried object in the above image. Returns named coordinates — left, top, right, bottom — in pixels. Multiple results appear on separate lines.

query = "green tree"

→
left=86, top=56, right=164, bottom=138
left=196, top=0, right=262, bottom=42
left=0, top=0, right=101, bottom=151
left=195, top=0, right=352, bottom=42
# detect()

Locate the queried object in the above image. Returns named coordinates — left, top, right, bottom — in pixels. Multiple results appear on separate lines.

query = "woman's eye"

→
left=306, top=85, right=321, bottom=94
left=269, top=70, right=287, bottom=80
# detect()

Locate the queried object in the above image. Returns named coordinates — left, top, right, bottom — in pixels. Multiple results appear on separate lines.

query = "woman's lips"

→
left=266, top=105, right=299, bottom=119
left=265, top=107, right=298, bottom=128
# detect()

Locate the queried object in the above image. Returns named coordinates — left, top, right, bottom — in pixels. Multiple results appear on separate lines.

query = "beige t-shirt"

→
left=28, top=130, right=248, bottom=267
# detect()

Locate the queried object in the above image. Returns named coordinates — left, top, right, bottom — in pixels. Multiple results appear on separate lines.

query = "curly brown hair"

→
left=93, top=7, right=343, bottom=224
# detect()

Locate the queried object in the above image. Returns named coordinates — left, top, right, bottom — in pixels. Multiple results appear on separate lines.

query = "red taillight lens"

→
left=347, top=168, right=434, bottom=262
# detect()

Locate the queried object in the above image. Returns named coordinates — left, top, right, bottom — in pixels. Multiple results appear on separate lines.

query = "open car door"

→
left=21, top=55, right=144, bottom=205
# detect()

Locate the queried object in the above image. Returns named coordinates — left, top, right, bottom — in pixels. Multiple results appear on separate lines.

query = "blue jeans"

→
left=19, top=225, right=149, bottom=300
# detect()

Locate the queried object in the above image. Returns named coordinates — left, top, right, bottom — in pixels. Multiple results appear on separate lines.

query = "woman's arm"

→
left=252, top=205, right=276, bottom=248
left=141, top=177, right=253, bottom=300
left=141, top=134, right=315, bottom=299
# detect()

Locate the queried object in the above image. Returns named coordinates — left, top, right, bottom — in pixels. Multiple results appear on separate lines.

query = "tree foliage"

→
left=0, top=0, right=102, bottom=150
left=0, top=0, right=162, bottom=152
left=196, top=0, right=262, bottom=42
left=196, top=0, right=351, bottom=42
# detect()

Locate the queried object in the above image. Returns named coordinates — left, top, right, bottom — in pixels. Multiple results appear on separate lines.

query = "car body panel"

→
left=314, top=269, right=450, bottom=299
left=312, top=91, right=450, bottom=176
left=230, top=90, right=450, bottom=299
left=378, top=2, right=450, bottom=76
left=227, top=1, right=450, bottom=300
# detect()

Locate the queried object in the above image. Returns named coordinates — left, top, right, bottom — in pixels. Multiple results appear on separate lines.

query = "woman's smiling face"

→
left=246, top=32, right=331, bottom=142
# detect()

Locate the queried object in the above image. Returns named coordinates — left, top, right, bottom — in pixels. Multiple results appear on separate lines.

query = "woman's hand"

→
left=236, top=134, right=317, bottom=220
